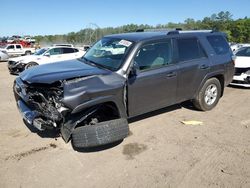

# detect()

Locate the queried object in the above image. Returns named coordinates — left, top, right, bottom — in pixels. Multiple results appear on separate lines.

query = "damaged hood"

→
left=20, top=59, right=110, bottom=84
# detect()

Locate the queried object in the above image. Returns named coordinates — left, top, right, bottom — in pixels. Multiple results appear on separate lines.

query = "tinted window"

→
left=177, top=38, right=206, bottom=61
left=207, top=35, right=230, bottom=55
left=16, top=45, right=21, bottom=49
left=135, top=41, right=172, bottom=71
left=7, top=45, right=14, bottom=49
left=74, top=48, right=79, bottom=52
left=236, top=47, right=250, bottom=57
left=62, top=48, right=75, bottom=54
left=49, top=48, right=63, bottom=55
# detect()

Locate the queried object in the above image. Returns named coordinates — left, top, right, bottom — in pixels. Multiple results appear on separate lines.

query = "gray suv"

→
left=13, top=30, right=235, bottom=149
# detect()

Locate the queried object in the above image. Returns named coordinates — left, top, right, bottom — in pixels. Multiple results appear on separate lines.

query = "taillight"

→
left=232, top=55, right=236, bottom=64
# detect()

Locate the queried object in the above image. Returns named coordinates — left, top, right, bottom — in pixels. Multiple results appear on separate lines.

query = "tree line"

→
left=34, top=11, right=250, bottom=45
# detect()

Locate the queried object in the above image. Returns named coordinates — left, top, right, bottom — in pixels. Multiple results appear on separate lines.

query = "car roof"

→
left=105, top=30, right=224, bottom=42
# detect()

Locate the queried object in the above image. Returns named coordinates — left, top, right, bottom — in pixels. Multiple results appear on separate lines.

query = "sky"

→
left=1, top=0, right=250, bottom=37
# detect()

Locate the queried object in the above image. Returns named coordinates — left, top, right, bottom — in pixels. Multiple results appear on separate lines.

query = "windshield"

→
left=82, top=38, right=133, bottom=71
left=236, top=47, right=250, bottom=57
left=34, top=48, right=48, bottom=55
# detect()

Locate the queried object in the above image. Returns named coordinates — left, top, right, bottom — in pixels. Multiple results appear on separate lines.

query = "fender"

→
left=194, top=69, right=225, bottom=99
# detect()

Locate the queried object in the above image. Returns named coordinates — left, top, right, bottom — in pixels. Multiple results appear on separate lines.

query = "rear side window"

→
left=207, top=35, right=230, bottom=55
left=177, top=38, right=206, bottom=61
left=62, top=48, right=75, bottom=54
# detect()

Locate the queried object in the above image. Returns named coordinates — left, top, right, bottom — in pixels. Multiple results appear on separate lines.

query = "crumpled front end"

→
left=8, top=60, right=26, bottom=75
left=14, top=77, right=65, bottom=130
left=14, top=72, right=127, bottom=142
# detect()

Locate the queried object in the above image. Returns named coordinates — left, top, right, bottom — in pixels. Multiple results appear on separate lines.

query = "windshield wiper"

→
left=82, top=57, right=112, bottom=71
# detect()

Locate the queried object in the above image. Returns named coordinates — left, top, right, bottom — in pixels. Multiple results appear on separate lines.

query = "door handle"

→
left=199, top=64, right=209, bottom=70
left=166, top=72, right=177, bottom=78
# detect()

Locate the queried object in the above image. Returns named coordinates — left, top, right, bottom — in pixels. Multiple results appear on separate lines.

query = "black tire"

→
left=72, top=118, right=129, bottom=148
left=193, top=78, right=222, bottom=111
left=25, top=62, right=38, bottom=69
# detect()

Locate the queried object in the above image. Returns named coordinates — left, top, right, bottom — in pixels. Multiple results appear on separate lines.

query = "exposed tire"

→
left=72, top=118, right=129, bottom=148
left=25, top=62, right=38, bottom=69
left=193, top=78, right=221, bottom=111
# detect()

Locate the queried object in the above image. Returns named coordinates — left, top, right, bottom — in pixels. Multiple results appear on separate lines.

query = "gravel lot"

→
left=0, top=61, right=250, bottom=188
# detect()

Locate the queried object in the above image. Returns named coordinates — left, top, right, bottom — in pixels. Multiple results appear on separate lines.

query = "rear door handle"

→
left=166, top=72, right=177, bottom=78
left=199, top=64, right=210, bottom=70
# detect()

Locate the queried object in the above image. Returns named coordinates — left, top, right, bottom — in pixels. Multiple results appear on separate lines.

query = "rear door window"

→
left=207, top=35, right=230, bottom=55
left=62, top=48, right=75, bottom=54
left=177, top=38, right=206, bottom=61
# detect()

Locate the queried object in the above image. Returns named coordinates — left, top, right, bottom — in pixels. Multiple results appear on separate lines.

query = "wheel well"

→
left=212, top=75, right=224, bottom=97
left=74, top=102, right=121, bottom=129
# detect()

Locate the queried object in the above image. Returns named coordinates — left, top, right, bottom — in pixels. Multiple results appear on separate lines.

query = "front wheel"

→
left=25, top=62, right=38, bottom=69
left=193, top=78, right=222, bottom=111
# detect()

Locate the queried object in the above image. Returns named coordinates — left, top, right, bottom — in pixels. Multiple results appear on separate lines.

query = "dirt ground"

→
left=0, top=61, right=249, bottom=188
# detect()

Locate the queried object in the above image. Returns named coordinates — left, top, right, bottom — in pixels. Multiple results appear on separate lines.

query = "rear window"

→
left=207, top=35, right=230, bottom=55
left=177, top=38, right=206, bottom=61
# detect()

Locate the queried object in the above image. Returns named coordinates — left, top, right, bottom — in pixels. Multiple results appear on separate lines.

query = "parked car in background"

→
left=24, top=36, right=36, bottom=43
left=0, top=50, right=9, bottom=61
left=231, top=46, right=250, bottom=87
left=0, top=44, right=35, bottom=56
left=230, top=43, right=250, bottom=52
left=52, top=44, right=74, bottom=47
left=8, top=46, right=85, bottom=74
left=13, top=30, right=234, bottom=149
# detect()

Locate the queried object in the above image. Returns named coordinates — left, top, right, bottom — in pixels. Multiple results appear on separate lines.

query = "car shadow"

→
left=228, top=85, right=250, bottom=90
left=128, top=101, right=199, bottom=123
left=72, top=140, right=123, bottom=153
left=22, top=101, right=200, bottom=152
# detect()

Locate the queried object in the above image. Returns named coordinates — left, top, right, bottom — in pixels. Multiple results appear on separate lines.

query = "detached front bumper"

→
left=8, top=61, right=25, bottom=75
left=17, top=100, right=46, bottom=130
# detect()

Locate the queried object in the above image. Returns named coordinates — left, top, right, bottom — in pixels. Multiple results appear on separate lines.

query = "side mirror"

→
left=130, top=61, right=140, bottom=77
left=44, top=52, right=50, bottom=57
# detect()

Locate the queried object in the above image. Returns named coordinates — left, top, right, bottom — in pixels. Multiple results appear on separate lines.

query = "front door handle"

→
left=166, top=72, right=177, bottom=78
left=199, top=64, right=210, bottom=70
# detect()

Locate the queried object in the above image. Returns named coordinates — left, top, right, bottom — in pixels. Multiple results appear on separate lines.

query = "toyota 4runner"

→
left=13, top=30, right=235, bottom=149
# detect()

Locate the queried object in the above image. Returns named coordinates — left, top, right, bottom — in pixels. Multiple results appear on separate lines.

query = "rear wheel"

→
left=25, top=62, right=38, bottom=69
left=193, top=78, right=221, bottom=111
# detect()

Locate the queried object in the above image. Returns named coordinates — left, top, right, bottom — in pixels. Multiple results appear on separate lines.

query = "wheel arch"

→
left=195, top=71, right=225, bottom=99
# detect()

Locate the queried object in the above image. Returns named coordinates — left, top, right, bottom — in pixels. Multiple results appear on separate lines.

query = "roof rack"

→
left=136, top=28, right=214, bottom=35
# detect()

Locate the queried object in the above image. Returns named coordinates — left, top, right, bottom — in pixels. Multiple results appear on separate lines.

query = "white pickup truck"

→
left=0, top=44, right=35, bottom=56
